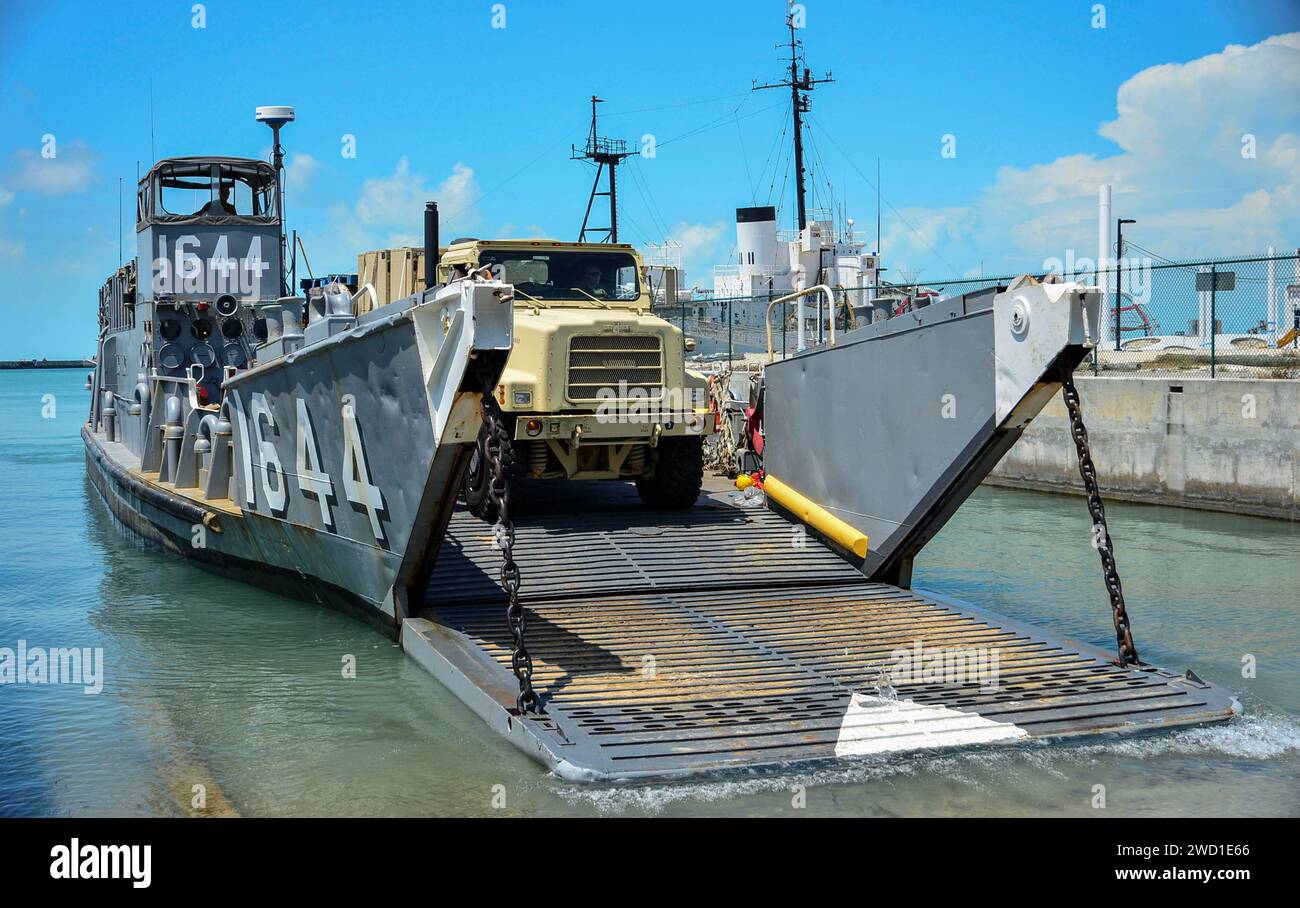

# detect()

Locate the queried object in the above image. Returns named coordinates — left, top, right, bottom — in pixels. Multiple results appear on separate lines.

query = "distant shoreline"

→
left=0, top=360, right=94, bottom=370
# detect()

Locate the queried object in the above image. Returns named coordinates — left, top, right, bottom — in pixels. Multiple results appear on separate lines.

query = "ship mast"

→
left=752, top=11, right=833, bottom=233
left=572, top=96, right=633, bottom=243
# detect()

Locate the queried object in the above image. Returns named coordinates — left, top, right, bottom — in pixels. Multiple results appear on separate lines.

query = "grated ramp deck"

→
left=405, top=483, right=1239, bottom=780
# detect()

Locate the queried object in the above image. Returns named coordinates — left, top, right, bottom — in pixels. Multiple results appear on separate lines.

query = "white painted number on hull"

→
left=296, top=397, right=335, bottom=530
left=236, top=393, right=386, bottom=542
left=229, top=392, right=256, bottom=508
left=250, top=392, right=288, bottom=515
left=341, top=394, right=386, bottom=544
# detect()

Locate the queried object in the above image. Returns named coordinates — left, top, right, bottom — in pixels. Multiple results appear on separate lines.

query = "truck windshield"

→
left=478, top=249, right=640, bottom=302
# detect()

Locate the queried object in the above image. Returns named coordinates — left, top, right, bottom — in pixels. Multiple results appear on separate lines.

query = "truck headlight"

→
left=513, top=389, right=533, bottom=407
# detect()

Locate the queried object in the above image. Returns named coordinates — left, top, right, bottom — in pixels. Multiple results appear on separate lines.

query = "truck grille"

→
left=567, top=335, right=663, bottom=402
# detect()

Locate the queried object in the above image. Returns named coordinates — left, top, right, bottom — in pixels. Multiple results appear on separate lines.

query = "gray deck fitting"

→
left=407, top=487, right=1240, bottom=781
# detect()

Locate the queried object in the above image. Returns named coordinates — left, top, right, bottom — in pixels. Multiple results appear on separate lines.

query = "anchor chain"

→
left=1059, top=365, right=1141, bottom=667
left=479, top=369, right=542, bottom=714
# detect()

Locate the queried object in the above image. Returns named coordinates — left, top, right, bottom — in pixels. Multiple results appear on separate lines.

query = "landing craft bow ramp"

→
left=402, top=278, right=1240, bottom=781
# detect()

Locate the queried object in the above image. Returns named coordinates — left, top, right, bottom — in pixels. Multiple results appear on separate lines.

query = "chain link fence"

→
left=661, top=253, right=1300, bottom=379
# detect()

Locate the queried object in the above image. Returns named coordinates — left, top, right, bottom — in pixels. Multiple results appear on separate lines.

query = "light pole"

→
left=1115, top=218, right=1136, bottom=352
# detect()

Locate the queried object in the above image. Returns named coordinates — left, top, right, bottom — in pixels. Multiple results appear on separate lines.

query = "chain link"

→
left=478, top=369, right=542, bottom=714
left=1059, top=365, right=1141, bottom=667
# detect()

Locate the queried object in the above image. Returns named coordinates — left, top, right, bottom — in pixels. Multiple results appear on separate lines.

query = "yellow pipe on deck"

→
left=764, top=474, right=869, bottom=559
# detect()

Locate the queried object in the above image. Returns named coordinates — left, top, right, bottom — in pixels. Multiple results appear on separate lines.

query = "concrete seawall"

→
left=989, top=375, right=1299, bottom=521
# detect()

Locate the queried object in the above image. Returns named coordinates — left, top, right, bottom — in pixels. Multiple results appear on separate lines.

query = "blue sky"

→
left=2, top=0, right=1298, bottom=358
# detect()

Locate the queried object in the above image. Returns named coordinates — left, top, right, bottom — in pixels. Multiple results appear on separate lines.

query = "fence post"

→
left=1114, top=251, right=1122, bottom=352
left=727, top=298, right=733, bottom=364
left=1210, top=263, right=1217, bottom=379
left=1093, top=269, right=1100, bottom=375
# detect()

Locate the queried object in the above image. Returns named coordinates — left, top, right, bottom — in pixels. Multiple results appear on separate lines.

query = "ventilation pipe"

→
left=424, top=202, right=439, bottom=290
left=163, top=395, right=184, bottom=482
left=102, top=391, right=116, bottom=441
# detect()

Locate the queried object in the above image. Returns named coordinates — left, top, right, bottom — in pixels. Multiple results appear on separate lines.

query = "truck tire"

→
left=462, top=429, right=499, bottom=523
left=636, top=436, right=704, bottom=510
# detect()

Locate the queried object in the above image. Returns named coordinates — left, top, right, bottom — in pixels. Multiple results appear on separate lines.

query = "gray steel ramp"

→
left=426, top=495, right=863, bottom=606
left=409, top=490, right=1239, bottom=781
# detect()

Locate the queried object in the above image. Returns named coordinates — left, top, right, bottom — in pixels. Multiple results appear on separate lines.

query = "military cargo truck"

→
left=452, top=239, right=711, bottom=518
left=355, top=239, right=712, bottom=519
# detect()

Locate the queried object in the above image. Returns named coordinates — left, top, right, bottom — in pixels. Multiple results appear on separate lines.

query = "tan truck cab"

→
left=434, top=238, right=712, bottom=517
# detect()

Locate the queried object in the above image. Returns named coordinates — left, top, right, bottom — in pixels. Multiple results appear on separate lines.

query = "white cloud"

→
left=284, top=152, right=319, bottom=193
left=666, top=219, right=729, bottom=279
left=886, top=32, right=1300, bottom=277
left=355, top=158, right=479, bottom=232
left=305, top=159, right=482, bottom=270
left=3, top=141, right=97, bottom=197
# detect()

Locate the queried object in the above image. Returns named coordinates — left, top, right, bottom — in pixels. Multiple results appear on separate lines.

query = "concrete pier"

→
left=989, top=375, right=1299, bottom=521
left=0, top=359, right=94, bottom=369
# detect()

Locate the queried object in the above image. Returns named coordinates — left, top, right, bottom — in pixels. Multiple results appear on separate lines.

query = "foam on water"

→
left=552, top=712, right=1300, bottom=815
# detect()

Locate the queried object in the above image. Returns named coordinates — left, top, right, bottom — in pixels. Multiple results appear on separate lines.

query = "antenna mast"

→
left=753, top=10, right=833, bottom=233
left=256, top=105, right=295, bottom=297
left=572, top=96, right=633, bottom=243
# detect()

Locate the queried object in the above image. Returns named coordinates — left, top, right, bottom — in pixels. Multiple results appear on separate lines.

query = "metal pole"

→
left=1294, top=250, right=1300, bottom=349
left=1098, top=185, right=1111, bottom=349
left=727, top=298, right=733, bottom=363
left=1267, top=246, right=1277, bottom=345
left=1114, top=219, right=1123, bottom=352
left=1210, top=263, right=1217, bottom=379
left=1093, top=265, right=1100, bottom=375
left=796, top=294, right=806, bottom=352
left=272, top=123, right=287, bottom=298
left=789, top=26, right=807, bottom=232
left=781, top=300, right=787, bottom=358
left=608, top=161, right=618, bottom=243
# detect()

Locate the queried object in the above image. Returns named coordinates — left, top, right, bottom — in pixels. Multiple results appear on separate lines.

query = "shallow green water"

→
left=1, top=368, right=1297, bottom=816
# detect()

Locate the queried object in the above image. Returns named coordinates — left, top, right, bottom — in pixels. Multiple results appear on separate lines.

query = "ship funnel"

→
left=424, top=202, right=439, bottom=289
left=736, top=206, right=778, bottom=277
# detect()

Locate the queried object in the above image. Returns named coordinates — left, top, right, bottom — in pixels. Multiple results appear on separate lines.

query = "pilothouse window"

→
left=149, top=160, right=277, bottom=221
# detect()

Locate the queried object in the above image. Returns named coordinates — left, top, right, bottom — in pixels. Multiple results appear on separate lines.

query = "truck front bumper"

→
left=513, top=410, right=714, bottom=444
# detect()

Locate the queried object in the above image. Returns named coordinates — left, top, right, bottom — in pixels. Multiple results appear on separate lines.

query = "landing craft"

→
left=84, top=104, right=1240, bottom=782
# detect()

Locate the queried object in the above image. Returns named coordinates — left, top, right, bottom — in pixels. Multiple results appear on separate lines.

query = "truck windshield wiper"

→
left=568, top=287, right=610, bottom=308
